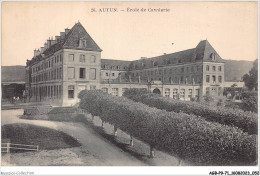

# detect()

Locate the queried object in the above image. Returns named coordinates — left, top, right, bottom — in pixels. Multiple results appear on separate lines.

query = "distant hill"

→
left=224, top=60, right=253, bottom=81
left=1, top=65, right=26, bottom=82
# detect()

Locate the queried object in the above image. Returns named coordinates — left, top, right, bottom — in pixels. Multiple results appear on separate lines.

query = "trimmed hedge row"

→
left=78, top=90, right=256, bottom=165
left=123, top=89, right=257, bottom=134
left=47, top=107, right=78, bottom=121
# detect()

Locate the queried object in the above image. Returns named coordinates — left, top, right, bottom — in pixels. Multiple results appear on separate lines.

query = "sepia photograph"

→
left=1, top=1, right=259, bottom=175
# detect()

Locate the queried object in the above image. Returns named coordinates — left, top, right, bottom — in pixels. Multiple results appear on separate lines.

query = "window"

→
left=218, top=87, right=222, bottom=96
left=59, top=85, right=62, bottom=99
left=210, top=53, right=216, bottom=61
left=195, top=89, right=199, bottom=98
left=212, top=75, right=216, bottom=83
left=173, top=89, right=178, bottom=99
left=165, top=88, right=170, bottom=98
left=79, top=68, right=86, bottom=79
left=69, top=54, right=74, bottom=62
left=206, top=75, right=210, bottom=83
left=102, top=87, right=108, bottom=93
left=82, top=40, right=86, bottom=47
left=206, top=87, right=210, bottom=95
left=112, top=73, right=115, bottom=76
left=186, top=67, right=189, bottom=72
left=212, top=66, right=216, bottom=71
left=111, top=88, right=119, bottom=96
left=180, top=89, right=185, bottom=100
left=122, top=88, right=128, bottom=94
left=90, top=55, right=96, bottom=63
left=68, top=85, right=74, bottom=99
left=188, top=89, right=192, bottom=99
left=106, top=72, right=109, bottom=76
left=218, top=66, right=222, bottom=71
left=59, top=67, right=62, bottom=79
left=180, top=76, right=184, bottom=83
left=185, top=76, right=189, bottom=84
left=181, top=67, right=184, bottom=73
left=206, top=65, right=210, bottom=71
left=191, top=66, right=194, bottom=72
left=90, top=68, right=96, bottom=80
left=80, top=55, right=85, bottom=62
left=68, top=67, right=75, bottom=79
left=218, top=76, right=222, bottom=83
left=90, top=85, right=96, bottom=90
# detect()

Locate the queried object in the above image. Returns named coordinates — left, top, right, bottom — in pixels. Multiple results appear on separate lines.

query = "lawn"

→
left=1, top=123, right=81, bottom=151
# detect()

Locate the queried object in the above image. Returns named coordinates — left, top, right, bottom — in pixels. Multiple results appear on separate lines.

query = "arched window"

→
left=210, top=53, right=216, bottom=61
left=164, top=88, right=170, bottom=98
left=173, top=89, right=178, bottom=99
left=180, top=89, right=185, bottom=100
left=101, top=87, right=108, bottom=93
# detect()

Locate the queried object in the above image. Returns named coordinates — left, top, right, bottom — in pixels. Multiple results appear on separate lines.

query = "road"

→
left=1, top=109, right=146, bottom=166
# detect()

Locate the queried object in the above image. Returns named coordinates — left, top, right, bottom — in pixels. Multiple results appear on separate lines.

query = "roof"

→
left=101, top=59, right=131, bottom=70
left=63, top=22, right=102, bottom=52
left=129, top=40, right=224, bottom=70
left=30, top=22, right=102, bottom=65
left=1, top=66, right=26, bottom=83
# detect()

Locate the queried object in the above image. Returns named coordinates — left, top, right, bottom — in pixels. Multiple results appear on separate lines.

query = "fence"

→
left=1, top=143, right=39, bottom=153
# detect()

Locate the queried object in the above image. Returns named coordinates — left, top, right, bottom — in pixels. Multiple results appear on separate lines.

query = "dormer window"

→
left=79, top=38, right=87, bottom=48
left=82, top=40, right=86, bottom=47
left=210, top=53, right=216, bottom=61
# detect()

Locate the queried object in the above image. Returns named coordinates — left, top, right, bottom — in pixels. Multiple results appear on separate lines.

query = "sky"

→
left=1, top=1, right=258, bottom=66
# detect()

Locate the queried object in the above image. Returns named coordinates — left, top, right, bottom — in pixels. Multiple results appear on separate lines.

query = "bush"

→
left=78, top=90, right=257, bottom=165
left=241, top=91, right=258, bottom=113
left=47, top=107, right=79, bottom=121
left=123, top=89, right=257, bottom=135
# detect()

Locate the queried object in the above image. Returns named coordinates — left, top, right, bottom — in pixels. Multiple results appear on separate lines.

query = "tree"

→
left=243, top=59, right=258, bottom=90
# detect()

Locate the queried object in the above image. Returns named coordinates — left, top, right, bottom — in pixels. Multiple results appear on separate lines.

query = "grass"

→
left=1, top=123, right=81, bottom=152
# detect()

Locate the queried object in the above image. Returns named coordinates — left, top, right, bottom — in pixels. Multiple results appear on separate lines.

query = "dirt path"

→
left=1, top=109, right=146, bottom=166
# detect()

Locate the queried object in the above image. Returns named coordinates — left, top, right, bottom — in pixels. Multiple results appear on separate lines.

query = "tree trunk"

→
left=130, top=135, right=134, bottom=146
left=150, top=146, right=155, bottom=158
left=114, top=125, right=118, bottom=136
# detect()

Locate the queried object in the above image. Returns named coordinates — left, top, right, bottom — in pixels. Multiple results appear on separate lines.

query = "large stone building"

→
left=25, top=22, right=225, bottom=106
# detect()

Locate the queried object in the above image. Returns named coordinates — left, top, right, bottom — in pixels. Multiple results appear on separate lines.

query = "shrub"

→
left=241, top=91, right=258, bottom=113
left=47, top=107, right=78, bottom=121
left=78, top=90, right=257, bottom=165
left=123, top=89, right=257, bottom=135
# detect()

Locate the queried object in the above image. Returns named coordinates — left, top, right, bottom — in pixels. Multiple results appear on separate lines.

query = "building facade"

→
left=25, top=23, right=225, bottom=106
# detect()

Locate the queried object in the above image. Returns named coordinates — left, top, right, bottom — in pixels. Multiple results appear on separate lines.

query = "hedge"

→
left=47, top=107, right=78, bottom=121
left=123, top=89, right=257, bottom=135
left=78, top=90, right=257, bottom=165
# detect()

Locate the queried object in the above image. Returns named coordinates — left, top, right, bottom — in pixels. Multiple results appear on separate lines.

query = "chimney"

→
left=33, top=49, right=37, bottom=57
left=60, top=32, right=65, bottom=39
left=50, top=39, right=56, bottom=45
left=40, top=47, right=45, bottom=53
left=47, top=39, right=51, bottom=48
left=65, top=28, right=70, bottom=35
left=37, top=49, right=40, bottom=55
left=55, top=36, right=61, bottom=43
left=44, top=42, right=47, bottom=50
